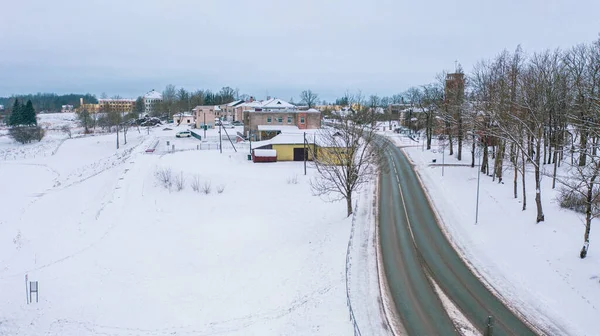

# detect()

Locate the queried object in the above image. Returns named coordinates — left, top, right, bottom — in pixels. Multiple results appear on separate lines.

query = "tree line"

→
left=401, top=37, right=600, bottom=258
left=0, top=93, right=97, bottom=113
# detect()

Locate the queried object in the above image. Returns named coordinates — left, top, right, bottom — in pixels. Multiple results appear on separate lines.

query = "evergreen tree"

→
left=134, top=96, right=145, bottom=114
left=23, top=100, right=36, bottom=125
left=9, top=99, right=22, bottom=126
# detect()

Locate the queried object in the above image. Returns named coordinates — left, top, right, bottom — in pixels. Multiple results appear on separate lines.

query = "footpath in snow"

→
left=388, top=133, right=600, bottom=336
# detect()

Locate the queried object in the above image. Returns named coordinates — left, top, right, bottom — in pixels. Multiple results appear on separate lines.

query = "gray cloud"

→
left=1, top=0, right=599, bottom=100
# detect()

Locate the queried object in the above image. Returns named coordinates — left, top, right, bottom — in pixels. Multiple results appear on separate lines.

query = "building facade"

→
left=144, top=89, right=163, bottom=115
left=98, top=98, right=136, bottom=113
left=243, top=108, right=321, bottom=139
left=193, top=105, right=218, bottom=128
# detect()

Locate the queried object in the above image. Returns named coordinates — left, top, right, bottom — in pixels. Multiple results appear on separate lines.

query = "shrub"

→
left=191, top=175, right=201, bottom=192
left=9, top=126, right=45, bottom=144
left=286, top=175, right=298, bottom=184
left=155, top=167, right=173, bottom=189
left=557, top=187, right=586, bottom=214
left=174, top=171, right=185, bottom=191
left=217, top=184, right=226, bottom=194
left=202, top=181, right=212, bottom=194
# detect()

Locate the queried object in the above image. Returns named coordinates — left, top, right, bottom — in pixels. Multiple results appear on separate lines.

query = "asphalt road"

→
left=379, top=137, right=538, bottom=336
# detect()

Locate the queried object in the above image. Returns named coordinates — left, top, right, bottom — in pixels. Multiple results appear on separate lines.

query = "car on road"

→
left=176, top=131, right=191, bottom=138
left=232, top=121, right=243, bottom=126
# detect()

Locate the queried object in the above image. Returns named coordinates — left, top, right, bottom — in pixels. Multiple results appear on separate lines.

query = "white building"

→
left=173, top=112, right=195, bottom=125
left=61, top=105, right=74, bottom=113
left=144, top=89, right=163, bottom=115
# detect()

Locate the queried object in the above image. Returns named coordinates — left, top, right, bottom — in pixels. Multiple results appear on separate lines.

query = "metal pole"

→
left=485, top=315, right=494, bottom=336
left=303, top=132, right=307, bottom=175
left=116, top=124, right=119, bottom=149
left=203, top=112, right=206, bottom=139
left=219, top=122, right=222, bottom=154
left=442, top=142, right=445, bottom=176
left=476, top=145, right=482, bottom=224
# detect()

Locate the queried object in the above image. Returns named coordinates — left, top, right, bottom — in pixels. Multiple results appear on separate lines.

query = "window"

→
left=267, top=117, right=272, bottom=123
left=287, top=116, right=292, bottom=124
left=300, top=117, right=305, bottom=124
left=277, top=117, right=282, bottom=123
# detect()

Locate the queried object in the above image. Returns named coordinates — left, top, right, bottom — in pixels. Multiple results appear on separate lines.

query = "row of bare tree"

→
left=405, top=37, right=600, bottom=257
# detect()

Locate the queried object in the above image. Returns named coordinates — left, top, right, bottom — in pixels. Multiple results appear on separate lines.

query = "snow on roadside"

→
left=388, top=133, right=600, bottom=336
left=347, top=178, right=397, bottom=336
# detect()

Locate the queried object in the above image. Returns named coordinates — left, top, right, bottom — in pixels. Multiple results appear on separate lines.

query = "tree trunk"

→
left=494, top=140, right=505, bottom=183
left=481, top=144, right=488, bottom=174
left=534, top=137, right=545, bottom=223
left=521, top=147, right=527, bottom=211
left=579, top=129, right=588, bottom=166
left=471, top=133, right=476, bottom=168
left=584, top=175, right=596, bottom=245
left=346, top=193, right=353, bottom=217
left=457, top=116, right=463, bottom=161
left=552, top=147, right=558, bottom=189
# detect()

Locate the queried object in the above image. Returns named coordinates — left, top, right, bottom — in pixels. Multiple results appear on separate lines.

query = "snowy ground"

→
left=0, top=120, right=389, bottom=335
left=387, top=133, right=600, bottom=336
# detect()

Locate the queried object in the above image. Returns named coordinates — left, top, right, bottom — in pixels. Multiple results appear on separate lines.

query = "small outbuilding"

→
left=252, top=149, right=277, bottom=163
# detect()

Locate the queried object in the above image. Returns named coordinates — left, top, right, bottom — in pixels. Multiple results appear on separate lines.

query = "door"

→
left=293, top=147, right=307, bottom=161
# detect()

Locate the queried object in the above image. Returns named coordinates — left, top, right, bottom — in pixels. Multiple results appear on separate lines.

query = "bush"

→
left=155, top=167, right=173, bottom=189
left=174, top=171, right=185, bottom=191
left=202, top=181, right=212, bottom=194
left=9, top=126, right=45, bottom=144
left=217, top=184, right=226, bottom=194
left=286, top=175, right=298, bottom=184
left=558, top=187, right=586, bottom=214
left=191, top=175, right=201, bottom=192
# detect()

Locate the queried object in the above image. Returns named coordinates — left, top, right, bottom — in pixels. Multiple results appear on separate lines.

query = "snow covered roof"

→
left=257, top=125, right=300, bottom=132
left=253, top=149, right=277, bottom=157
left=144, top=90, right=163, bottom=100
left=267, top=130, right=347, bottom=147
left=98, top=98, right=135, bottom=102
left=261, top=98, right=295, bottom=109
left=226, top=100, right=244, bottom=107
left=304, top=108, right=321, bottom=113
left=174, top=112, right=195, bottom=117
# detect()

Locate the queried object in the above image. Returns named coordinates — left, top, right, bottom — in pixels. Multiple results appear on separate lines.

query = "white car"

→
left=219, top=121, right=235, bottom=129
left=176, top=131, right=191, bottom=138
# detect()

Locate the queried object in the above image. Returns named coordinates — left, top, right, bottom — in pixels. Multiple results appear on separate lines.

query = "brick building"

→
left=243, top=108, right=321, bottom=140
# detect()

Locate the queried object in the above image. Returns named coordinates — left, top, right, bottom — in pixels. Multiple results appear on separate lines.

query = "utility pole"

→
left=476, top=143, right=482, bottom=224
left=116, top=124, right=119, bottom=149
left=203, top=112, right=207, bottom=139
left=219, top=121, right=222, bottom=154
left=303, top=132, right=307, bottom=175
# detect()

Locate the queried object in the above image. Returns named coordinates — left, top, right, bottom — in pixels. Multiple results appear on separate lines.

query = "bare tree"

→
left=60, top=124, right=72, bottom=138
left=310, top=113, right=387, bottom=216
left=300, top=90, right=319, bottom=108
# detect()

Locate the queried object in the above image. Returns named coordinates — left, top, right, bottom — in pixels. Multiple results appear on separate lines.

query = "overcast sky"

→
left=1, top=0, right=599, bottom=101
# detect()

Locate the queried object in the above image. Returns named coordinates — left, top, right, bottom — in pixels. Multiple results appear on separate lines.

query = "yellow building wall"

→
left=272, top=144, right=316, bottom=161
left=317, top=147, right=346, bottom=165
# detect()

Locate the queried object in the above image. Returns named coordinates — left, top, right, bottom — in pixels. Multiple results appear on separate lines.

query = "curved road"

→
left=379, top=137, right=537, bottom=336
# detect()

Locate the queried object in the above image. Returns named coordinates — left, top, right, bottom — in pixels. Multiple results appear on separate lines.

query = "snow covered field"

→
left=388, top=133, right=600, bottom=336
left=0, top=119, right=389, bottom=335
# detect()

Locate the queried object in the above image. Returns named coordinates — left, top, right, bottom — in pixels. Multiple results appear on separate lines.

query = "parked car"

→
left=176, top=131, right=191, bottom=138
left=217, top=121, right=235, bottom=129
left=232, top=121, right=244, bottom=126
